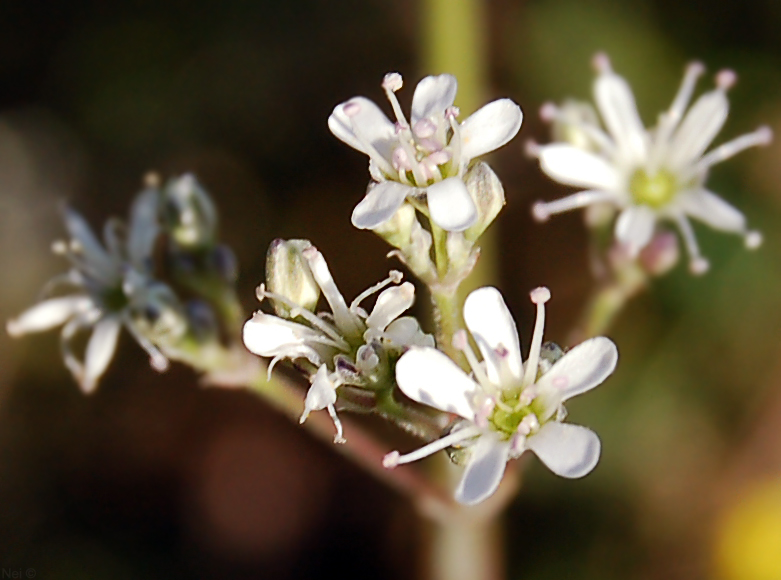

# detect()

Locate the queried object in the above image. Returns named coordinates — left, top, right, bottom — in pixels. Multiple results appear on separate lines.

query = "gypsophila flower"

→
left=329, top=72, right=522, bottom=232
left=6, top=188, right=180, bottom=392
left=242, top=240, right=433, bottom=442
left=530, top=54, right=772, bottom=274
left=384, top=286, right=617, bottom=505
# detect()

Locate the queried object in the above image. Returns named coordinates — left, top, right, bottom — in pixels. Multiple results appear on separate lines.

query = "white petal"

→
left=614, top=205, right=656, bottom=256
left=395, top=347, right=479, bottom=420
left=463, top=287, right=522, bottom=385
left=352, top=181, right=411, bottom=230
left=128, top=187, right=161, bottom=268
left=366, top=282, right=414, bottom=331
left=426, top=177, right=478, bottom=232
left=454, top=435, right=511, bottom=505
left=536, top=337, right=618, bottom=411
left=328, top=97, right=397, bottom=159
left=668, top=90, right=728, bottom=169
left=7, top=295, right=93, bottom=336
left=526, top=422, right=601, bottom=478
left=63, top=208, right=115, bottom=279
left=460, top=99, right=523, bottom=161
left=242, top=312, right=323, bottom=363
left=537, top=144, right=620, bottom=190
left=383, top=317, right=435, bottom=348
left=594, top=72, right=648, bottom=163
left=302, top=365, right=337, bottom=415
left=411, top=74, right=458, bottom=123
left=82, top=316, right=121, bottom=393
left=677, top=189, right=746, bottom=232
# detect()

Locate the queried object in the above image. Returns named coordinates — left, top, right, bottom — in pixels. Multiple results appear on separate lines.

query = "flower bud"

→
left=372, top=203, right=435, bottom=280
left=162, top=174, right=217, bottom=248
left=463, top=162, right=506, bottom=242
left=265, top=239, right=320, bottom=316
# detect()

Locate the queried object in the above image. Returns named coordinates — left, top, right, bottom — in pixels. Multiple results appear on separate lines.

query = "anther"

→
left=382, top=72, right=403, bottom=92
left=592, top=52, right=612, bottom=74
left=51, top=240, right=68, bottom=254
left=343, top=101, right=361, bottom=117
left=539, top=102, right=558, bottom=122
left=689, top=257, right=710, bottom=275
left=531, top=201, right=551, bottom=222
left=756, top=125, right=774, bottom=145
left=745, top=231, right=763, bottom=250
left=452, top=329, right=469, bottom=351
left=716, top=69, right=737, bottom=90
left=530, top=287, right=551, bottom=305
left=445, top=106, right=460, bottom=119
left=524, top=140, right=541, bottom=158
left=686, top=61, right=706, bottom=77
left=383, top=451, right=401, bottom=468
left=414, top=119, right=436, bottom=138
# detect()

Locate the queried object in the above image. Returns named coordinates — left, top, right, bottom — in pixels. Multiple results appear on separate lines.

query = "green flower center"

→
left=488, top=395, right=545, bottom=439
left=629, top=168, right=677, bottom=208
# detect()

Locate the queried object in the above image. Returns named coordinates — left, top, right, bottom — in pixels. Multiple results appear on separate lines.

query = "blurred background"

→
left=1, top=0, right=781, bottom=578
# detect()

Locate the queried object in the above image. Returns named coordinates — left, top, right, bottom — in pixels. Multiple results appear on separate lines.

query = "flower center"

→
left=629, top=168, right=677, bottom=208
left=488, top=394, right=545, bottom=439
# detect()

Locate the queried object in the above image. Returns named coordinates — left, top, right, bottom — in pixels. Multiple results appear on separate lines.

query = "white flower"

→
left=6, top=190, right=176, bottom=392
left=531, top=54, right=772, bottom=274
left=384, top=286, right=617, bottom=505
left=329, top=72, right=522, bottom=232
left=242, top=243, right=433, bottom=442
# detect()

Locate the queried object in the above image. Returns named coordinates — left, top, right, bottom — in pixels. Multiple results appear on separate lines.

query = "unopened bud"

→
left=373, top=202, right=435, bottom=279
left=265, top=239, right=320, bottom=316
left=463, top=162, right=506, bottom=242
left=551, top=100, right=602, bottom=152
left=162, top=174, right=218, bottom=248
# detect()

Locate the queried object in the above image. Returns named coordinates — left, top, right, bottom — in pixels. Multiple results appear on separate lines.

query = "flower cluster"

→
left=385, top=286, right=617, bottom=504
left=7, top=175, right=241, bottom=392
left=242, top=239, right=433, bottom=442
left=530, top=54, right=771, bottom=274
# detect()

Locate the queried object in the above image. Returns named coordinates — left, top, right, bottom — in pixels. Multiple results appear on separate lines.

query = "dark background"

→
left=1, top=1, right=781, bottom=578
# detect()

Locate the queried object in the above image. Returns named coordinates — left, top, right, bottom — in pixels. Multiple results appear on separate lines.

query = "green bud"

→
left=162, top=174, right=217, bottom=248
left=265, top=239, right=320, bottom=316
left=463, top=162, right=506, bottom=242
left=373, top=204, right=436, bottom=280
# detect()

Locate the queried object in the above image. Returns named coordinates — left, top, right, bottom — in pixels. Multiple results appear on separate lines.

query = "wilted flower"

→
left=531, top=54, right=771, bottom=274
left=242, top=240, right=433, bottom=442
left=384, top=286, right=617, bottom=505
left=329, top=72, right=522, bottom=232
left=6, top=189, right=180, bottom=392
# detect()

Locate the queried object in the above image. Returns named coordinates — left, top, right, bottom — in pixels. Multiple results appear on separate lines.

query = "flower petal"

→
left=6, top=295, right=94, bottom=336
left=676, top=188, right=746, bottom=232
left=526, top=422, right=601, bottom=478
left=302, top=365, right=337, bottom=416
left=383, top=316, right=435, bottom=348
left=614, top=205, right=656, bottom=256
left=536, top=337, right=618, bottom=412
left=537, top=144, right=620, bottom=190
left=463, top=287, right=523, bottom=384
left=454, top=434, right=511, bottom=505
left=460, top=99, right=523, bottom=161
left=352, top=181, right=411, bottom=230
left=594, top=72, right=648, bottom=164
left=668, top=90, right=728, bottom=169
left=328, top=97, right=397, bottom=159
left=128, top=187, right=161, bottom=268
left=63, top=208, right=117, bottom=283
left=82, top=316, right=121, bottom=393
left=395, top=347, right=479, bottom=420
left=426, top=177, right=478, bottom=232
left=366, top=282, right=414, bottom=331
left=411, top=74, right=458, bottom=123
left=242, top=312, right=323, bottom=364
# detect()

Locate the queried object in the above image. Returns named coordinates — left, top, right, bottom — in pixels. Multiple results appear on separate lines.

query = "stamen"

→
left=694, top=126, right=773, bottom=173
left=349, top=270, right=403, bottom=312
left=382, top=72, right=403, bottom=92
left=382, top=73, right=410, bottom=129
left=328, top=405, right=346, bottom=444
left=539, top=102, right=558, bottom=122
left=517, top=385, right=538, bottom=408
left=474, top=398, right=496, bottom=429
left=392, top=147, right=413, bottom=171
left=516, top=414, right=539, bottom=436
left=674, top=215, right=710, bottom=275
left=382, top=425, right=482, bottom=468
left=414, top=119, right=437, bottom=139
left=123, top=316, right=170, bottom=371
left=521, top=287, right=551, bottom=388
left=452, top=329, right=494, bottom=394
left=446, top=113, right=463, bottom=175
left=257, top=284, right=350, bottom=349
left=531, top=191, right=617, bottom=222
left=524, top=139, right=541, bottom=158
